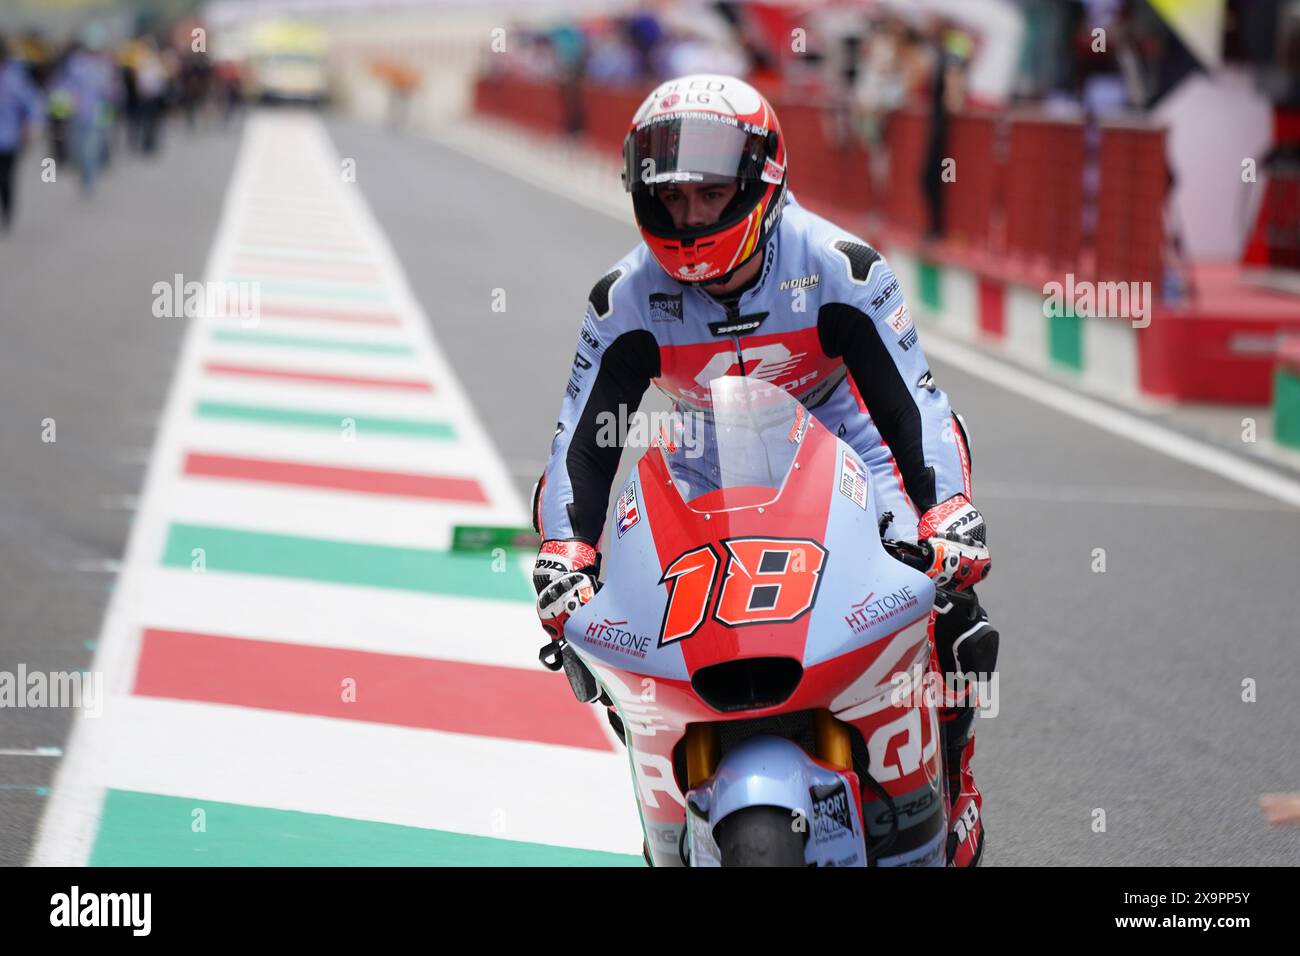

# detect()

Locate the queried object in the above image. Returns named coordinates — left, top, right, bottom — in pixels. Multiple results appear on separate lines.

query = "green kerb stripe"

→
left=91, top=790, right=643, bottom=866
left=161, top=524, right=532, bottom=602
left=194, top=401, right=455, bottom=440
left=211, top=329, right=415, bottom=356
left=1275, top=368, right=1300, bottom=451
left=918, top=260, right=942, bottom=312
left=1047, top=308, right=1084, bottom=371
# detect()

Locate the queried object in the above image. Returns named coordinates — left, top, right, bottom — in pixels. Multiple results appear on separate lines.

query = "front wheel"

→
left=713, top=805, right=808, bottom=867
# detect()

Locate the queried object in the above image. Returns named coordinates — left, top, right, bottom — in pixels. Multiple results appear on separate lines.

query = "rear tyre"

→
left=714, top=805, right=808, bottom=867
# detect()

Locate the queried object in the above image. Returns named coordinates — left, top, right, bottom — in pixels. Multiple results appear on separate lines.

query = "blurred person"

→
left=624, top=13, right=664, bottom=81
left=214, top=58, right=244, bottom=125
left=118, top=37, right=143, bottom=152
left=54, top=26, right=121, bottom=195
left=550, top=23, right=586, bottom=138
left=1260, top=793, right=1300, bottom=825
left=177, top=50, right=212, bottom=130
left=531, top=75, right=997, bottom=868
left=134, top=37, right=169, bottom=155
left=921, top=21, right=971, bottom=240
left=0, top=33, right=43, bottom=231
left=854, top=15, right=917, bottom=138
left=585, top=22, right=639, bottom=87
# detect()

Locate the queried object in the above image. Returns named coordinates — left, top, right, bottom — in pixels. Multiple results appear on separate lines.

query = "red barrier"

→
left=771, top=102, right=872, bottom=215
left=1097, top=122, right=1166, bottom=286
left=474, top=75, right=566, bottom=136
left=578, top=85, right=643, bottom=161
left=885, top=109, right=930, bottom=237
left=945, top=112, right=998, bottom=250
left=1005, top=117, right=1085, bottom=272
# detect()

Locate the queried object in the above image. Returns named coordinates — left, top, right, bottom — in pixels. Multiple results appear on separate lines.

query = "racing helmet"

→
left=622, top=74, right=788, bottom=285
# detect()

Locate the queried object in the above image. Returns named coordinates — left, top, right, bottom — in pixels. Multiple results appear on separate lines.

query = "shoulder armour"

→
left=830, top=240, right=882, bottom=283
left=588, top=268, right=625, bottom=320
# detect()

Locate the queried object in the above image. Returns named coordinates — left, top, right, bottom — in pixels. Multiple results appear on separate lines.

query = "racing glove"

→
left=917, top=494, right=991, bottom=592
left=532, top=539, right=600, bottom=640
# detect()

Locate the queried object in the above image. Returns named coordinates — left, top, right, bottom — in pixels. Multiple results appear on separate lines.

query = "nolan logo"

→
left=708, top=312, right=769, bottom=337
left=779, top=273, right=820, bottom=291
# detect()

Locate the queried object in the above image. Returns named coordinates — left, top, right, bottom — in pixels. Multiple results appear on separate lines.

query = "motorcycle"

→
left=539, top=374, right=977, bottom=866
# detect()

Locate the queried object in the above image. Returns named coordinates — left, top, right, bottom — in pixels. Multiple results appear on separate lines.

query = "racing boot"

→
left=932, top=592, right=998, bottom=868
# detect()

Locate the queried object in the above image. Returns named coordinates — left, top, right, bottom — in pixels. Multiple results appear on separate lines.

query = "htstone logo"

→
left=50, top=886, right=151, bottom=936
left=0, top=665, right=103, bottom=717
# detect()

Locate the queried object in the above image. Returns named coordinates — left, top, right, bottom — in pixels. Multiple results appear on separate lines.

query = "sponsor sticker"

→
left=616, top=483, right=641, bottom=537
left=888, top=304, right=912, bottom=335
left=779, top=273, right=820, bottom=292
left=844, top=585, right=920, bottom=634
left=899, top=327, right=918, bottom=351
left=809, top=781, right=854, bottom=842
left=788, top=403, right=809, bottom=444
left=761, top=157, right=785, bottom=184
left=581, top=618, right=649, bottom=659
left=870, top=278, right=900, bottom=311
left=839, top=450, right=868, bottom=510
left=708, top=312, right=769, bottom=337
left=649, top=292, right=683, bottom=323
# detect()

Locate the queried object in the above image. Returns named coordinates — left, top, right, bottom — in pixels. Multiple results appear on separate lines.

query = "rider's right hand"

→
left=532, top=539, right=600, bottom=640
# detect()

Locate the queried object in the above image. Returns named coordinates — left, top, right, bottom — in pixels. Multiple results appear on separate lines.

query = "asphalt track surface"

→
left=0, top=120, right=242, bottom=866
left=2, top=110, right=1297, bottom=866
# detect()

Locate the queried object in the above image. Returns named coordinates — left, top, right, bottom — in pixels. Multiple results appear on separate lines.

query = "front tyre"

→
left=714, top=805, right=808, bottom=867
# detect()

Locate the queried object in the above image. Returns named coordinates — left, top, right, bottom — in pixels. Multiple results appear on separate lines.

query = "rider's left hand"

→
left=918, top=494, right=990, bottom=591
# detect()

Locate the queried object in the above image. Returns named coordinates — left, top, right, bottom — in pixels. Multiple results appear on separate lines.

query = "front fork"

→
left=682, top=708, right=854, bottom=790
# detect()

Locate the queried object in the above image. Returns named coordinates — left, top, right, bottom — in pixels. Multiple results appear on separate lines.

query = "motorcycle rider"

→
left=530, top=74, right=997, bottom=867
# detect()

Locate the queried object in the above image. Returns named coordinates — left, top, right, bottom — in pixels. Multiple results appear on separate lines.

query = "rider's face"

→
left=657, top=182, right=738, bottom=230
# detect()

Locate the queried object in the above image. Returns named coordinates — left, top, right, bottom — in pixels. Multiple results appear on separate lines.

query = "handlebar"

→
left=882, top=538, right=981, bottom=616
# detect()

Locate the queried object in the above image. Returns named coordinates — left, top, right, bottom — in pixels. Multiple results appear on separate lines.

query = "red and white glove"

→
left=532, top=539, right=599, bottom=640
left=917, top=494, right=991, bottom=591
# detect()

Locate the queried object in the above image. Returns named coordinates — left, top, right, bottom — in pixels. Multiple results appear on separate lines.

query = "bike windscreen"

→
left=657, top=376, right=811, bottom=514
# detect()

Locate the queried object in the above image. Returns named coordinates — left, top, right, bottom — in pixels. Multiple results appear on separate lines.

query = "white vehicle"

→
left=247, top=21, right=329, bottom=104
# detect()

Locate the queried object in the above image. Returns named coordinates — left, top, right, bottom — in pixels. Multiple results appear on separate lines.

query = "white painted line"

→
left=0, top=747, right=64, bottom=757
left=160, top=481, right=517, bottom=549
left=139, top=568, right=541, bottom=670
left=101, top=698, right=640, bottom=855
left=973, top=481, right=1296, bottom=512
left=920, top=335, right=1300, bottom=511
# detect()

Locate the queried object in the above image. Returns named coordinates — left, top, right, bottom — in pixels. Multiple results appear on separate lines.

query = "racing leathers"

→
left=532, top=193, right=994, bottom=866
